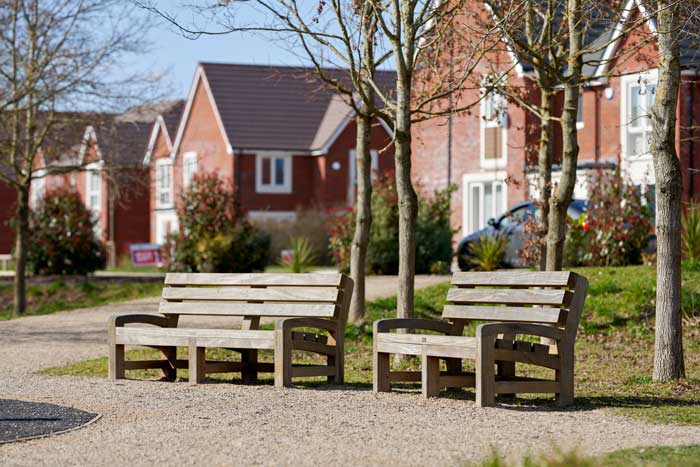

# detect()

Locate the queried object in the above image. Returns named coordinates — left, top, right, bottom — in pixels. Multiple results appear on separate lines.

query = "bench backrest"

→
left=158, top=273, right=353, bottom=322
left=442, top=271, right=588, bottom=338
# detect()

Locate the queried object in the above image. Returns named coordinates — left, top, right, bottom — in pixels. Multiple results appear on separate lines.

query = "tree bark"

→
left=348, top=110, right=373, bottom=325
left=394, top=80, right=418, bottom=323
left=652, top=0, right=685, bottom=381
left=13, top=186, right=29, bottom=316
left=537, top=87, right=553, bottom=270
left=546, top=0, right=582, bottom=271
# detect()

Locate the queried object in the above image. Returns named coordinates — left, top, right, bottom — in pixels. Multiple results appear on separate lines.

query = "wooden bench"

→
left=372, top=271, right=588, bottom=407
left=108, top=273, right=353, bottom=386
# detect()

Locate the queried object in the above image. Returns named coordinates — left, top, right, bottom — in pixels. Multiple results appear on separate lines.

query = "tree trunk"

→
left=546, top=0, right=582, bottom=271
left=348, top=110, right=373, bottom=325
left=652, top=0, right=685, bottom=381
left=537, top=88, right=553, bottom=270
left=13, top=186, right=29, bottom=316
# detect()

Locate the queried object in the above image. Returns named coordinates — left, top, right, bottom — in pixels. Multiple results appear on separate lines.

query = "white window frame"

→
left=462, top=171, right=508, bottom=234
left=182, top=151, right=198, bottom=188
left=155, top=210, right=178, bottom=246
left=30, top=169, right=46, bottom=209
left=85, top=163, right=102, bottom=214
left=155, top=158, right=173, bottom=208
left=347, top=149, right=379, bottom=206
left=621, top=70, right=657, bottom=162
left=479, top=86, right=508, bottom=169
left=255, top=154, right=292, bottom=194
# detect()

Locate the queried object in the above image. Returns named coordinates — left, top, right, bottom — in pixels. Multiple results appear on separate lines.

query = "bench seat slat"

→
left=442, top=305, right=563, bottom=323
left=375, top=333, right=477, bottom=359
left=162, top=286, right=340, bottom=303
left=446, top=288, right=572, bottom=307
left=452, top=271, right=574, bottom=288
left=115, top=327, right=275, bottom=349
left=165, top=273, right=343, bottom=287
left=158, top=302, right=337, bottom=317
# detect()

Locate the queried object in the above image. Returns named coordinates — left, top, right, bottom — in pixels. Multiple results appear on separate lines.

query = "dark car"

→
left=456, top=199, right=589, bottom=271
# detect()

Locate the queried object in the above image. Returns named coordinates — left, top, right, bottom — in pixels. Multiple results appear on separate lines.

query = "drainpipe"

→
left=595, top=88, right=601, bottom=164
left=690, top=70, right=697, bottom=201
left=447, top=93, right=453, bottom=187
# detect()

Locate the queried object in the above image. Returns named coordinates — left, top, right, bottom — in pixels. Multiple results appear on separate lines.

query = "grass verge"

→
left=39, top=266, right=700, bottom=425
left=0, top=279, right=163, bottom=320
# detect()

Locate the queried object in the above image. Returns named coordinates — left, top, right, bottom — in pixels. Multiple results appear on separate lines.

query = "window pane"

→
left=630, top=86, right=642, bottom=127
left=577, top=94, right=583, bottom=124
left=628, top=133, right=645, bottom=156
left=262, top=158, right=271, bottom=185
left=484, top=183, right=493, bottom=219
left=470, top=185, right=481, bottom=231
left=495, top=183, right=504, bottom=215
left=274, top=158, right=285, bottom=185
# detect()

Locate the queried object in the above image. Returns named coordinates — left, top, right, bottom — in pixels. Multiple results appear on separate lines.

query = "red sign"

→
left=129, top=244, right=162, bottom=267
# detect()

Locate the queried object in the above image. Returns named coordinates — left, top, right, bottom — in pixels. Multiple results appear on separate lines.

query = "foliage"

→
left=26, top=188, right=106, bottom=275
left=517, top=213, right=543, bottom=268
left=325, top=173, right=454, bottom=274
left=165, top=173, right=269, bottom=273
left=683, top=203, right=700, bottom=261
left=468, top=235, right=507, bottom=271
left=578, top=169, right=652, bottom=266
left=429, top=261, right=450, bottom=275
left=280, top=237, right=318, bottom=273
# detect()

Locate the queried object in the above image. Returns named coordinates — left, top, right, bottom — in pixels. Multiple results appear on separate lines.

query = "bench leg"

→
left=476, top=335, right=496, bottom=407
left=421, top=354, right=441, bottom=398
left=556, top=352, right=575, bottom=407
left=274, top=327, right=292, bottom=388
left=328, top=338, right=344, bottom=385
left=108, top=343, right=125, bottom=380
left=373, top=351, right=391, bottom=393
left=160, top=346, right=177, bottom=381
left=241, top=349, right=258, bottom=383
left=189, top=342, right=205, bottom=385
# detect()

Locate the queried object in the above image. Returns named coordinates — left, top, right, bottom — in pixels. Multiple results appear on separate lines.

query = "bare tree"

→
left=0, top=0, right=154, bottom=315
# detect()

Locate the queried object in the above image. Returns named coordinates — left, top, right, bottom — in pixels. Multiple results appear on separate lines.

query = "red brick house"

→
left=31, top=107, right=162, bottom=260
left=146, top=63, right=395, bottom=245
left=0, top=179, right=15, bottom=253
left=413, top=0, right=700, bottom=240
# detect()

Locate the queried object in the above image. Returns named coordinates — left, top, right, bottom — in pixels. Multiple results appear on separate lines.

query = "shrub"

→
left=280, top=237, right=317, bottom=273
left=252, top=208, right=332, bottom=265
left=325, top=173, right=454, bottom=274
left=683, top=202, right=700, bottom=260
left=579, top=168, right=652, bottom=266
left=166, top=173, right=269, bottom=273
left=468, top=235, right=507, bottom=271
left=27, top=187, right=106, bottom=275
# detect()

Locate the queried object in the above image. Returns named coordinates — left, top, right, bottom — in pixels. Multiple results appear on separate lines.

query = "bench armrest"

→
left=476, top=322, right=564, bottom=341
left=373, top=318, right=459, bottom=335
left=108, top=313, right=171, bottom=328
left=275, top=317, right=338, bottom=333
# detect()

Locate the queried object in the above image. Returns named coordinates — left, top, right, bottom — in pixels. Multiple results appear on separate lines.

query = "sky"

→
left=135, top=1, right=315, bottom=99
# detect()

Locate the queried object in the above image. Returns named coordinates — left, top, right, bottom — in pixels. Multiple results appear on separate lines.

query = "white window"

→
left=480, top=83, right=508, bottom=169
left=347, top=149, right=379, bottom=206
left=155, top=211, right=178, bottom=245
left=86, top=168, right=101, bottom=213
left=462, top=173, right=508, bottom=234
left=255, top=154, right=292, bottom=194
left=155, top=159, right=173, bottom=207
left=182, top=151, right=198, bottom=188
left=621, top=71, right=657, bottom=160
left=30, top=171, right=45, bottom=209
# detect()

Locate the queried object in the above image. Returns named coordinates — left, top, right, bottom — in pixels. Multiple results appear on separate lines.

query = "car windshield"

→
left=498, top=206, right=532, bottom=227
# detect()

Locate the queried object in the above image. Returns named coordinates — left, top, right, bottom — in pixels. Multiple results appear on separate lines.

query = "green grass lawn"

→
left=478, top=445, right=700, bottom=466
left=39, top=265, right=700, bottom=427
left=0, top=279, right=163, bottom=320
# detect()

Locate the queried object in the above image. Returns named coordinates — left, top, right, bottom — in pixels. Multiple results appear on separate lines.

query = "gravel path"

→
left=1, top=275, right=699, bottom=466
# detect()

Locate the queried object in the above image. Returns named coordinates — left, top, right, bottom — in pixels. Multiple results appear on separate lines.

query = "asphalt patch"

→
left=0, top=399, right=99, bottom=444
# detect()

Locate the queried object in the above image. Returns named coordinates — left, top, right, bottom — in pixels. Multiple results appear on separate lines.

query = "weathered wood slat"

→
left=123, top=360, right=171, bottom=370
left=494, top=349, right=561, bottom=370
left=292, top=340, right=336, bottom=357
left=452, top=271, right=575, bottom=288
left=446, top=288, right=572, bottom=306
left=162, top=287, right=340, bottom=303
left=388, top=371, right=422, bottom=382
left=159, top=302, right=337, bottom=317
left=494, top=380, right=561, bottom=394
left=442, top=305, right=563, bottom=323
left=165, top=273, right=343, bottom=287
left=440, top=374, right=476, bottom=388
left=203, top=361, right=244, bottom=373
left=115, top=327, right=275, bottom=349
left=291, top=365, right=337, bottom=377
